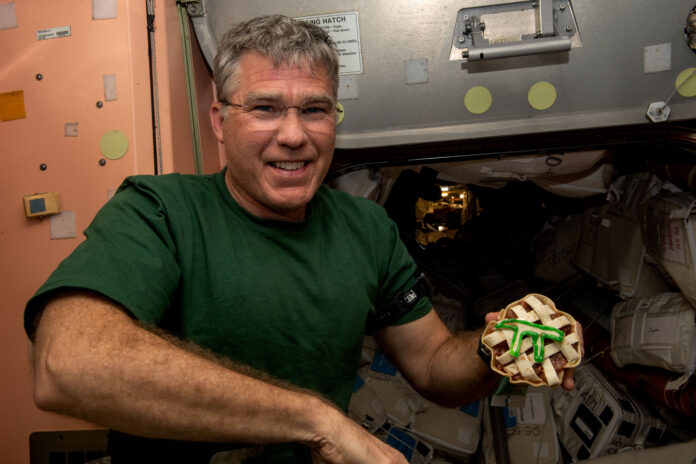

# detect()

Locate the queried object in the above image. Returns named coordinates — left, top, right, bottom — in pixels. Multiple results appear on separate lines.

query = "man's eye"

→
left=302, top=106, right=329, bottom=115
left=251, top=105, right=277, bottom=113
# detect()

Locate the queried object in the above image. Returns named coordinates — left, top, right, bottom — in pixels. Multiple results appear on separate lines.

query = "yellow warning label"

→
left=0, top=90, right=26, bottom=122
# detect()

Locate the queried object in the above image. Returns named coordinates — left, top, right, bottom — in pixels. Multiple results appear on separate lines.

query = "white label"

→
left=0, top=2, right=18, bottom=30
left=394, top=398, right=410, bottom=418
left=37, top=26, right=71, bottom=41
left=92, top=0, right=117, bottom=20
left=644, top=43, right=671, bottom=74
left=50, top=211, right=76, bottom=239
left=457, top=427, right=472, bottom=444
left=404, top=58, right=429, bottom=85
left=338, top=75, right=359, bottom=100
left=370, top=399, right=385, bottom=414
left=573, top=416, right=594, bottom=440
left=643, top=315, right=679, bottom=345
left=660, top=216, right=686, bottom=264
left=104, top=74, right=118, bottom=101
left=533, top=442, right=550, bottom=458
left=64, top=122, right=79, bottom=137
left=517, top=392, right=546, bottom=425
left=295, top=12, right=363, bottom=75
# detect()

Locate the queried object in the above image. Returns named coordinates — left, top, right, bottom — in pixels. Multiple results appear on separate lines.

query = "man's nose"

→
left=276, top=109, right=307, bottom=147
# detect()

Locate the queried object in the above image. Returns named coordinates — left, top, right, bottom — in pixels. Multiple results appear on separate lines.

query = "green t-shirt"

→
left=25, top=169, right=431, bottom=462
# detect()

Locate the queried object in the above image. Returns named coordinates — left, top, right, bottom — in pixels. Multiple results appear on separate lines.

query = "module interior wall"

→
left=0, top=1, right=153, bottom=462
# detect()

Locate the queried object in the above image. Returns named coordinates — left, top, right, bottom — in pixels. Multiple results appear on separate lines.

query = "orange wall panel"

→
left=0, top=1, right=154, bottom=462
left=1, top=0, right=219, bottom=460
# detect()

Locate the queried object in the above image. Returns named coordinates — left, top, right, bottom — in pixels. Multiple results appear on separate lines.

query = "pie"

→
left=481, top=293, right=582, bottom=387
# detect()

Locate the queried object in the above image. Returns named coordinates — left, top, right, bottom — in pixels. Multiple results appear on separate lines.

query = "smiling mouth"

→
left=272, top=161, right=308, bottom=171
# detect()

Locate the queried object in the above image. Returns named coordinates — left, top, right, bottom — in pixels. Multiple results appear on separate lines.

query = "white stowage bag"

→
left=410, top=400, right=482, bottom=460
left=435, top=150, right=607, bottom=190
left=479, top=388, right=560, bottom=464
left=329, top=169, right=382, bottom=199
left=533, top=214, right=583, bottom=283
left=574, top=173, right=661, bottom=299
left=640, top=191, right=696, bottom=309
left=610, top=292, right=696, bottom=389
left=533, top=162, right=614, bottom=198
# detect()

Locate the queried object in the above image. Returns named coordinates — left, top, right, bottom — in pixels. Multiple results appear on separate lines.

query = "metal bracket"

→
left=178, top=0, right=205, bottom=17
left=450, top=0, right=579, bottom=62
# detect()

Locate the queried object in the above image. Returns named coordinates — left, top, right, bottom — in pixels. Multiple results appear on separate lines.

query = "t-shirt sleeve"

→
left=373, top=208, right=432, bottom=328
left=24, top=179, right=182, bottom=337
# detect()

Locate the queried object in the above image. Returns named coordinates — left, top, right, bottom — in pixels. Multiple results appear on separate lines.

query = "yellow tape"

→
left=0, top=90, right=26, bottom=122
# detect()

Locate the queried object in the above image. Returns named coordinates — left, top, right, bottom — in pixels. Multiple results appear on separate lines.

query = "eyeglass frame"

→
left=219, top=99, right=343, bottom=125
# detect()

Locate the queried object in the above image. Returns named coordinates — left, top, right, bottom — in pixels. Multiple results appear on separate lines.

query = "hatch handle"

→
left=462, top=36, right=571, bottom=61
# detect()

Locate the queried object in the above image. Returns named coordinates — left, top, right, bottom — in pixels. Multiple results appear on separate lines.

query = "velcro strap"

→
left=366, top=273, right=431, bottom=334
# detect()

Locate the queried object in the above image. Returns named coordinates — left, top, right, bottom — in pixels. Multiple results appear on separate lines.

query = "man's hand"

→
left=308, top=410, right=407, bottom=464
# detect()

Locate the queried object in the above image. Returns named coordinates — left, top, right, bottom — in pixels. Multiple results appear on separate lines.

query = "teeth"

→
left=273, top=161, right=306, bottom=171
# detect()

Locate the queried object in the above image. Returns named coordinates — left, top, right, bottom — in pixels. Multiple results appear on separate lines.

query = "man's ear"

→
left=210, top=102, right=226, bottom=143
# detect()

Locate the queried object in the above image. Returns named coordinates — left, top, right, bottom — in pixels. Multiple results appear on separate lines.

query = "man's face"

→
left=210, top=53, right=336, bottom=222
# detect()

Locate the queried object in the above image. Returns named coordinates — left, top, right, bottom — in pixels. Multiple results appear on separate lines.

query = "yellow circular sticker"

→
left=676, top=67, right=696, bottom=98
left=528, top=81, right=557, bottom=110
left=464, top=86, right=493, bottom=114
left=100, top=130, right=129, bottom=160
left=336, top=101, right=345, bottom=126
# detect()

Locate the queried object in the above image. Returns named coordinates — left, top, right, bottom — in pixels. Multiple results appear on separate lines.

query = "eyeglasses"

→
left=220, top=100, right=343, bottom=126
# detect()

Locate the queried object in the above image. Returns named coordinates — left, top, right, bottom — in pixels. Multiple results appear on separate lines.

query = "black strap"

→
left=477, top=336, right=492, bottom=365
left=366, top=273, right=432, bottom=334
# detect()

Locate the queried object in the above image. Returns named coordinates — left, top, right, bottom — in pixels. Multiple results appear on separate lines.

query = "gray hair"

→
left=213, top=15, right=339, bottom=102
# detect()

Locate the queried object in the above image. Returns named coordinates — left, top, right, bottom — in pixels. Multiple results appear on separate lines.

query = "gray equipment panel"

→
left=190, top=0, right=696, bottom=149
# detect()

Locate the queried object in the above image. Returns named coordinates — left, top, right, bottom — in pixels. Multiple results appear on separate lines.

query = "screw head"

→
left=35, top=73, right=43, bottom=81
left=559, top=3, right=566, bottom=10
left=99, top=158, right=107, bottom=166
left=96, top=101, right=104, bottom=108
left=40, top=163, right=47, bottom=171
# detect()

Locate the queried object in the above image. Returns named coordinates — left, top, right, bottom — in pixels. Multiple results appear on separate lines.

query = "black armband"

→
left=366, top=273, right=432, bottom=334
left=477, top=336, right=492, bottom=366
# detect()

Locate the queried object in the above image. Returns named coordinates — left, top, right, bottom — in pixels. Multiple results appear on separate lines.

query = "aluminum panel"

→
left=191, top=0, right=696, bottom=148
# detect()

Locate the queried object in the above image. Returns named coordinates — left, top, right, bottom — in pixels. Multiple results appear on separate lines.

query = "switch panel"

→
left=23, top=192, right=61, bottom=218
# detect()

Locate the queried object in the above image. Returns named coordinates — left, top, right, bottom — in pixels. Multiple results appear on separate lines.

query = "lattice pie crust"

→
left=481, top=293, right=581, bottom=387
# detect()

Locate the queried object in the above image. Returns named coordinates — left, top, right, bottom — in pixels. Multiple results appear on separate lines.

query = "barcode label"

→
left=37, top=26, right=71, bottom=40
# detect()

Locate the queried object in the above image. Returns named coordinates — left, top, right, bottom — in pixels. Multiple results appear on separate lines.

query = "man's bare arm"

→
left=375, top=309, right=580, bottom=407
left=374, top=309, right=500, bottom=407
left=31, top=291, right=407, bottom=464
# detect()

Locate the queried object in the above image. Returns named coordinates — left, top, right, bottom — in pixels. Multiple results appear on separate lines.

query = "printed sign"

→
left=37, top=26, right=71, bottom=41
left=295, top=12, right=363, bottom=75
